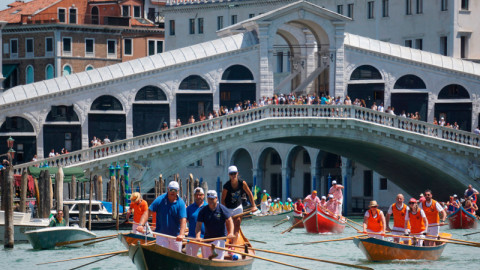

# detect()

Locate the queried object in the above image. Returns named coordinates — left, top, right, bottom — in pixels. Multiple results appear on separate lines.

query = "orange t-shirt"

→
left=367, top=209, right=383, bottom=232
left=129, top=200, right=148, bottom=223
left=391, top=203, right=410, bottom=229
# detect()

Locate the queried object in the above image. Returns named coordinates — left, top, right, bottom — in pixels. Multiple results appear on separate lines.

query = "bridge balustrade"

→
left=13, top=104, right=480, bottom=174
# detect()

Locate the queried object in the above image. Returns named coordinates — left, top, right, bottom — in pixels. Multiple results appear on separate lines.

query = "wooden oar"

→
left=37, top=250, right=128, bottom=265
left=273, top=216, right=290, bottom=227
left=464, top=231, right=480, bottom=236
left=428, top=234, right=480, bottom=246
left=286, top=235, right=368, bottom=246
left=226, top=244, right=373, bottom=270
left=249, top=239, right=267, bottom=244
left=281, top=219, right=303, bottom=234
left=321, top=207, right=362, bottom=231
left=344, top=217, right=363, bottom=228
left=55, top=234, right=119, bottom=247
left=83, top=236, right=117, bottom=246
left=69, top=253, right=119, bottom=270
left=357, top=232, right=479, bottom=247
left=184, top=238, right=309, bottom=270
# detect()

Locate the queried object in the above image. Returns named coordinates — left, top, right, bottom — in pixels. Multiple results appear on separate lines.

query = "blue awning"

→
left=2, top=64, right=18, bottom=79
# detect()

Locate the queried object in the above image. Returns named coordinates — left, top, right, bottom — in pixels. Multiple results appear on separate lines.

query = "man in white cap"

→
left=126, top=192, right=149, bottom=233
left=137, top=181, right=186, bottom=252
left=260, top=190, right=270, bottom=215
left=319, top=196, right=327, bottom=209
left=328, top=180, right=344, bottom=216
left=221, top=165, right=257, bottom=244
left=185, top=187, right=207, bottom=256
left=196, top=190, right=235, bottom=260
left=326, top=194, right=337, bottom=214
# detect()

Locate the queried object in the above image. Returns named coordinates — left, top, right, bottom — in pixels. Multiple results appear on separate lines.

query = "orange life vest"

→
left=391, top=203, right=410, bottom=229
left=422, top=199, right=440, bottom=224
left=408, top=209, right=426, bottom=234
left=367, top=209, right=383, bottom=232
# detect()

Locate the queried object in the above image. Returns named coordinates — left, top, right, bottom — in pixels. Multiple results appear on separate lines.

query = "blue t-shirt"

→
left=186, top=201, right=207, bottom=237
left=197, top=203, right=231, bottom=239
left=149, top=194, right=187, bottom=236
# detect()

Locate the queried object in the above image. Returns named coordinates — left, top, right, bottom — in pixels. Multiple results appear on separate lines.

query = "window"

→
left=85, top=65, right=94, bottom=71
left=122, top=5, right=130, bottom=17
left=10, top=39, right=18, bottom=58
left=45, top=37, right=53, bottom=56
left=58, top=8, right=66, bottom=23
left=382, top=0, right=389, bottom=17
left=231, top=15, right=237, bottom=25
left=85, top=38, right=94, bottom=56
left=107, top=39, right=116, bottom=57
left=189, top=18, right=195, bottom=34
left=217, top=16, right=223, bottom=30
left=133, top=6, right=141, bottom=18
left=363, top=170, right=373, bottom=197
left=249, top=13, right=255, bottom=18
left=416, top=0, right=423, bottom=14
left=124, top=39, right=132, bottom=55
left=406, top=0, right=412, bottom=15
left=69, top=8, right=77, bottom=24
left=45, top=64, right=54, bottom=79
left=405, top=39, right=413, bottom=48
left=440, top=36, right=447, bottom=56
left=415, top=38, right=423, bottom=50
left=347, top=4, right=354, bottom=19
left=25, top=38, right=34, bottom=57
left=441, top=0, right=448, bottom=11
left=198, top=18, right=204, bottom=34
left=380, top=178, right=388, bottom=190
left=276, top=52, right=283, bottom=73
left=337, top=5, right=343, bottom=15
left=460, top=36, right=467, bottom=58
left=63, top=65, right=72, bottom=76
left=26, top=65, right=34, bottom=84
left=461, top=0, right=469, bottom=10
left=216, top=152, right=223, bottom=166
left=169, top=20, right=175, bottom=36
left=367, top=1, right=374, bottom=19
left=148, top=40, right=163, bottom=55
left=63, top=37, right=72, bottom=55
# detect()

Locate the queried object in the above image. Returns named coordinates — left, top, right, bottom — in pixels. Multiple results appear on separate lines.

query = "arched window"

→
left=85, top=65, right=94, bottom=71
left=438, top=84, right=470, bottom=99
left=0, top=116, right=34, bottom=132
left=179, top=75, right=210, bottom=90
left=222, top=65, right=254, bottom=80
left=26, top=65, right=34, bottom=84
left=135, top=86, right=167, bottom=101
left=350, top=65, right=382, bottom=80
left=45, top=64, right=54, bottom=80
left=46, top=105, right=79, bottom=122
left=91, top=6, right=99, bottom=24
left=90, top=95, right=123, bottom=111
left=394, top=74, right=426, bottom=89
left=63, top=65, right=72, bottom=76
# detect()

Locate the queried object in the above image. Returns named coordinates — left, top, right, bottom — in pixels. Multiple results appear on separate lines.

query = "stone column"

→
left=281, top=166, right=289, bottom=201
left=372, top=171, right=380, bottom=202
left=310, top=165, right=318, bottom=192
left=303, top=30, right=318, bottom=95
left=341, top=157, right=353, bottom=215
left=125, top=101, right=133, bottom=139
left=0, top=22, right=6, bottom=90
left=258, top=23, right=274, bottom=99
left=332, top=21, right=346, bottom=98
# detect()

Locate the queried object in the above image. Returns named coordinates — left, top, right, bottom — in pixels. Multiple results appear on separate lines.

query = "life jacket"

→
left=391, top=203, right=410, bottom=229
left=422, top=200, right=440, bottom=224
left=471, top=194, right=477, bottom=205
left=367, top=209, right=383, bottom=232
left=409, top=210, right=426, bottom=234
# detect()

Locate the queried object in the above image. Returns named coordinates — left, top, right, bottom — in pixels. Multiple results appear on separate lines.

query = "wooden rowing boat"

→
left=118, top=232, right=156, bottom=249
left=24, top=226, right=96, bottom=249
left=290, top=215, right=304, bottom=228
left=353, top=233, right=451, bottom=261
left=447, top=207, right=478, bottom=229
left=128, top=229, right=255, bottom=270
left=251, top=210, right=293, bottom=221
left=303, top=205, right=345, bottom=233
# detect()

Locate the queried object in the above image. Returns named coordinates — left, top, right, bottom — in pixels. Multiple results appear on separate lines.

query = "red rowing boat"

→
left=290, top=215, right=305, bottom=228
left=303, top=205, right=345, bottom=233
left=447, top=207, right=477, bottom=229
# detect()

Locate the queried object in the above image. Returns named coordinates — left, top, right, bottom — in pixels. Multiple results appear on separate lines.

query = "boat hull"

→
left=448, top=207, right=477, bottom=229
left=119, top=232, right=156, bottom=249
left=353, top=236, right=448, bottom=261
left=290, top=215, right=304, bottom=228
left=24, top=227, right=96, bottom=249
left=251, top=210, right=293, bottom=221
left=303, top=206, right=345, bottom=233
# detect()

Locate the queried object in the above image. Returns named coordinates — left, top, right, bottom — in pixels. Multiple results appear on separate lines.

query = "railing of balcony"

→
left=12, top=104, right=480, bottom=174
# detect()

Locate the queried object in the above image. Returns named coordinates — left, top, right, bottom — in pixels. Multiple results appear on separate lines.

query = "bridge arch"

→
left=43, top=105, right=82, bottom=157
left=258, top=147, right=282, bottom=199
left=348, top=65, right=385, bottom=108
left=286, top=146, right=311, bottom=198
left=133, top=85, right=170, bottom=136
left=89, top=95, right=126, bottom=143
left=220, top=65, right=256, bottom=109
left=176, top=75, right=213, bottom=125
left=391, top=74, right=428, bottom=121
left=435, top=84, right=472, bottom=131
left=0, top=116, right=36, bottom=164
left=230, top=148, right=253, bottom=187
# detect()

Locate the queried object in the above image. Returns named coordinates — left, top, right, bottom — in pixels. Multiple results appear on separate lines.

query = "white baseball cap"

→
left=194, top=187, right=204, bottom=194
left=287, top=198, right=292, bottom=202
left=321, top=196, right=326, bottom=200
left=207, top=190, right=218, bottom=198
left=328, top=194, right=334, bottom=198
left=228, top=165, right=238, bottom=174
left=332, top=180, right=337, bottom=185
left=168, top=181, right=179, bottom=191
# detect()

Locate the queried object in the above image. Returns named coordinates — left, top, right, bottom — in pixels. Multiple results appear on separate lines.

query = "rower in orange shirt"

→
left=126, top=192, right=149, bottom=233
left=419, top=189, right=446, bottom=246
left=386, top=194, right=410, bottom=243
left=405, top=198, right=428, bottom=246
left=363, top=200, right=386, bottom=239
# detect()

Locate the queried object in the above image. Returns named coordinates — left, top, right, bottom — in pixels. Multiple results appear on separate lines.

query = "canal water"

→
left=2, top=217, right=480, bottom=269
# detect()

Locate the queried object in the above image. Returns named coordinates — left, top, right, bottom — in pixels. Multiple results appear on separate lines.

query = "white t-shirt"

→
left=405, top=209, right=426, bottom=220
left=364, top=209, right=383, bottom=218
left=419, top=201, right=444, bottom=212
left=387, top=203, right=409, bottom=215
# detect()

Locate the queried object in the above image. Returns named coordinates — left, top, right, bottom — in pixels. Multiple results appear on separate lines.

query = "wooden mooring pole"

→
left=4, top=165, right=14, bottom=248
left=19, top=170, right=28, bottom=213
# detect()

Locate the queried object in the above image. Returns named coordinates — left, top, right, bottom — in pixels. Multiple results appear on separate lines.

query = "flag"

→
left=253, top=185, right=260, bottom=200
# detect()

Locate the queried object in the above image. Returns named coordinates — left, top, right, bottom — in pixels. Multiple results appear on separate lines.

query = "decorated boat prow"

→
left=447, top=207, right=477, bottom=229
left=119, top=232, right=156, bottom=249
left=303, top=205, right=345, bottom=233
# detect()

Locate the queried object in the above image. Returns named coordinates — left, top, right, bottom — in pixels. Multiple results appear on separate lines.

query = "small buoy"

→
left=232, top=254, right=239, bottom=260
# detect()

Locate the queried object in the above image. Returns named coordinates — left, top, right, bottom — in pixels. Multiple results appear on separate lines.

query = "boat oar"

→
left=69, top=253, right=119, bottom=270
left=357, top=232, right=479, bottom=247
left=464, top=231, right=480, bottom=236
left=55, top=234, right=119, bottom=247
left=249, top=239, right=267, bottom=244
left=428, top=234, right=480, bottom=246
left=273, top=216, right=290, bottom=227
left=286, top=235, right=367, bottom=246
left=184, top=238, right=309, bottom=270
left=281, top=219, right=303, bottom=234
left=227, top=244, right=373, bottom=270
left=83, top=236, right=117, bottom=246
left=37, top=250, right=128, bottom=265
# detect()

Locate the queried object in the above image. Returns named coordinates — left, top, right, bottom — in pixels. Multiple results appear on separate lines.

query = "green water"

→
left=1, top=218, right=479, bottom=269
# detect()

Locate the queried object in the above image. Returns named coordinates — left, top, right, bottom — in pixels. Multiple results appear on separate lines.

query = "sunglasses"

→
left=168, top=189, right=178, bottom=192
left=229, top=172, right=237, bottom=175
left=409, top=202, right=416, bottom=204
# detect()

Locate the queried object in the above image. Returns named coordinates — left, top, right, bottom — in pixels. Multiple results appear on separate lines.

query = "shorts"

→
left=156, top=235, right=182, bottom=252
left=228, top=204, right=243, bottom=217
left=426, top=225, right=440, bottom=239
left=201, top=239, right=226, bottom=260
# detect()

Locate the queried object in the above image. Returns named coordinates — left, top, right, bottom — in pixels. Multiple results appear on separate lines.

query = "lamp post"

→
left=6, top=137, right=15, bottom=164
left=123, top=162, right=130, bottom=204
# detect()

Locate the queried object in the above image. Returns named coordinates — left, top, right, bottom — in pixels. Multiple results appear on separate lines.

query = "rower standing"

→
left=186, top=187, right=207, bottom=256
left=329, top=180, right=344, bottom=216
left=196, top=190, right=235, bottom=260
left=385, top=194, right=409, bottom=243
left=465, top=185, right=479, bottom=205
left=362, top=200, right=386, bottom=239
left=419, top=189, right=446, bottom=246
left=126, top=192, right=149, bottom=233
left=137, top=181, right=187, bottom=252
left=405, top=198, right=428, bottom=246
left=260, top=190, right=270, bottom=215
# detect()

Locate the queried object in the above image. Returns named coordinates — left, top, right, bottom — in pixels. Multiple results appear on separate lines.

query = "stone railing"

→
left=13, top=105, right=480, bottom=174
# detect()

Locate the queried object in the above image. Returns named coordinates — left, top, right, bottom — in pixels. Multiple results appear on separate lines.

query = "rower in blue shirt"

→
left=185, top=187, right=207, bottom=256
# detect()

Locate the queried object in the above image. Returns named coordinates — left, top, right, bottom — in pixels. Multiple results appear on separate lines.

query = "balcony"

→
left=20, top=13, right=132, bottom=27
